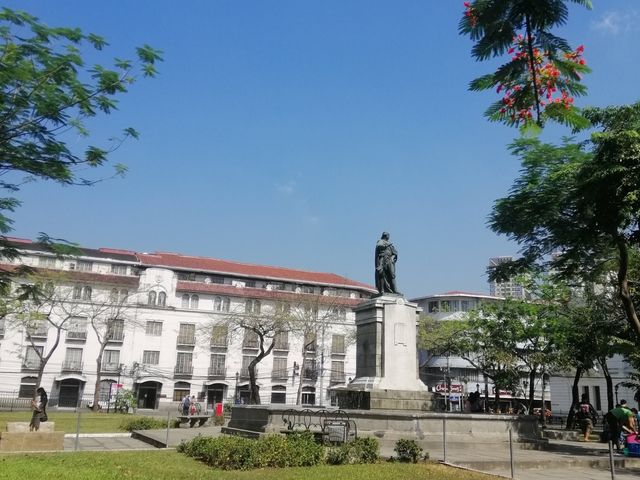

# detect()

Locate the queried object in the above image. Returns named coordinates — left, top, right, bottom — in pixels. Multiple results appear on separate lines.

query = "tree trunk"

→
left=566, top=366, right=582, bottom=429
left=528, top=368, right=537, bottom=413
left=599, top=358, right=614, bottom=411
left=92, top=343, right=108, bottom=411
left=617, top=240, right=640, bottom=339
left=248, top=359, right=261, bottom=405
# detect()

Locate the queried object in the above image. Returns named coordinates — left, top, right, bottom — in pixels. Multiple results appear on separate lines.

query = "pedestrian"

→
left=189, top=395, right=197, bottom=415
left=181, top=394, right=190, bottom=415
left=29, top=387, right=48, bottom=432
left=604, top=399, right=636, bottom=451
left=575, top=394, right=598, bottom=441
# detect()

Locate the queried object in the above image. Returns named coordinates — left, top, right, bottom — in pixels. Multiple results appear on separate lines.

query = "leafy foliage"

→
left=119, top=415, right=167, bottom=432
left=460, top=0, right=591, bottom=129
left=0, top=8, right=161, bottom=286
left=326, top=437, right=380, bottom=465
left=393, top=439, right=424, bottom=463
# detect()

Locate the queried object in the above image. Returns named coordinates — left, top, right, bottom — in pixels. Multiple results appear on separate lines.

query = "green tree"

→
left=0, top=8, right=161, bottom=288
left=489, top=102, right=640, bottom=340
left=459, top=0, right=591, bottom=130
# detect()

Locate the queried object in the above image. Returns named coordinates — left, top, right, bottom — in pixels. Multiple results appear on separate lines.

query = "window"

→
left=331, top=334, right=345, bottom=354
left=582, top=386, right=589, bottom=402
left=18, top=376, right=38, bottom=398
left=77, top=261, right=93, bottom=272
left=241, top=355, right=256, bottom=377
left=275, top=302, right=290, bottom=315
left=272, top=357, right=288, bottom=379
left=245, top=299, right=261, bottom=314
left=273, top=331, right=289, bottom=350
left=594, top=386, right=602, bottom=410
left=148, top=291, right=157, bottom=305
left=107, top=319, right=124, bottom=341
left=440, top=301, right=451, bottom=312
left=73, top=285, right=82, bottom=300
left=66, top=317, right=87, bottom=340
left=190, top=295, right=199, bottom=309
left=301, top=386, right=315, bottom=405
left=460, top=300, right=471, bottom=312
left=157, top=292, right=166, bottom=307
left=330, top=307, right=347, bottom=320
left=181, top=294, right=190, bottom=308
left=178, top=272, right=196, bottom=281
left=148, top=290, right=166, bottom=307
left=304, top=305, right=318, bottom=319
left=38, top=256, right=56, bottom=268
left=26, top=319, right=48, bottom=339
left=304, top=333, right=316, bottom=352
left=211, top=324, right=228, bottom=347
left=175, top=352, right=193, bottom=375
left=244, top=280, right=256, bottom=288
left=146, top=321, right=162, bottom=336
left=102, top=350, right=120, bottom=371
left=243, top=329, right=259, bottom=349
left=302, top=359, right=316, bottom=380
left=428, top=301, right=438, bottom=313
left=271, top=385, right=286, bottom=404
left=214, top=296, right=230, bottom=312
left=99, top=380, right=115, bottom=402
left=330, top=361, right=345, bottom=384
left=173, top=381, right=190, bottom=401
left=177, top=323, right=196, bottom=345
left=301, top=285, right=315, bottom=294
left=63, top=348, right=83, bottom=371
left=142, top=350, right=160, bottom=365
left=111, top=264, right=127, bottom=275
left=82, top=286, right=92, bottom=301
left=209, top=354, right=226, bottom=376
left=23, top=345, right=43, bottom=369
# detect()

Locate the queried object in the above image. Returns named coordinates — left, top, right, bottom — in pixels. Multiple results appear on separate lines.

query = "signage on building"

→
left=435, top=383, right=463, bottom=393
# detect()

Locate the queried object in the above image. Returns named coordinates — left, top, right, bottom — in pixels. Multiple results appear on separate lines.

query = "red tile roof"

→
left=138, top=252, right=375, bottom=292
left=175, top=281, right=366, bottom=307
left=0, top=263, right=140, bottom=287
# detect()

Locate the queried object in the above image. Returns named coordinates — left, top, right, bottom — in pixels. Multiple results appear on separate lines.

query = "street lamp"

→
left=234, top=371, right=239, bottom=404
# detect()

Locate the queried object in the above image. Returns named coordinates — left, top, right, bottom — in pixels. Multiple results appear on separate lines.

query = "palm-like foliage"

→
left=460, top=0, right=592, bottom=130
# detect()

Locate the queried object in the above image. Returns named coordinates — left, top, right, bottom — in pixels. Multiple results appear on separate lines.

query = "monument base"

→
left=0, top=422, right=64, bottom=452
left=334, top=387, right=435, bottom=411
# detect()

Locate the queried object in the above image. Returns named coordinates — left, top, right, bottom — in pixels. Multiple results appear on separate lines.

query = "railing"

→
left=242, top=339, right=259, bottom=349
left=107, top=332, right=125, bottom=342
left=61, top=361, right=84, bottom=373
left=273, top=342, right=289, bottom=351
left=101, top=362, right=120, bottom=373
left=272, top=369, right=289, bottom=380
left=303, top=368, right=318, bottom=381
left=330, top=374, right=346, bottom=384
left=176, top=335, right=196, bottom=346
left=210, top=337, right=228, bottom=348
left=174, top=364, right=194, bottom=375
left=21, top=361, right=41, bottom=372
left=67, top=330, right=87, bottom=340
left=281, top=408, right=357, bottom=444
left=240, top=367, right=258, bottom=378
left=331, top=346, right=345, bottom=354
left=208, top=366, right=226, bottom=377
left=27, top=331, right=48, bottom=340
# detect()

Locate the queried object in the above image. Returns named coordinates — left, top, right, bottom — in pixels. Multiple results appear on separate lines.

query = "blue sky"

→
left=5, top=1, right=640, bottom=298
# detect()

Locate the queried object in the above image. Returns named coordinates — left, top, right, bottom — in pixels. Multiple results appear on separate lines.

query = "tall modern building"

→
left=0, top=238, right=375, bottom=410
left=488, top=256, right=527, bottom=299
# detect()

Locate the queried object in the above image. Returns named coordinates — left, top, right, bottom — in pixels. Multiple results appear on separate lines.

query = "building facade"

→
left=0, top=238, right=375, bottom=410
left=488, top=256, right=527, bottom=299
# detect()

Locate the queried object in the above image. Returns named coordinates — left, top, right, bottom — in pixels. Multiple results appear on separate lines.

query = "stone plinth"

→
left=336, top=295, right=433, bottom=411
left=0, top=422, right=64, bottom=452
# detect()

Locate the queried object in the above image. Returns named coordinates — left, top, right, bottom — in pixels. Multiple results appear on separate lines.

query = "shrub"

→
left=326, top=437, right=379, bottom=465
left=211, top=414, right=225, bottom=426
left=393, top=438, right=424, bottom=463
left=178, top=431, right=323, bottom=470
left=119, top=416, right=168, bottom=432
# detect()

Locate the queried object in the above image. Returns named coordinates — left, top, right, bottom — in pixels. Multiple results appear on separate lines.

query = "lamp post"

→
left=615, top=383, right=619, bottom=405
left=234, top=371, right=239, bottom=404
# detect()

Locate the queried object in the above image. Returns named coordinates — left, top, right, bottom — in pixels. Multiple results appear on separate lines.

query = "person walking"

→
left=575, top=394, right=598, bottom=441
left=604, top=400, right=636, bottom=451
left=181, top=394, right=190, bottom=415
left=29, top=387, right=48, bottom=432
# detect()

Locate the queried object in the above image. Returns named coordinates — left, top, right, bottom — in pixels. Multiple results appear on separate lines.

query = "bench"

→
left=176, top=415, right=210, bottom=428
left=281, top=409, right=357, bottom=444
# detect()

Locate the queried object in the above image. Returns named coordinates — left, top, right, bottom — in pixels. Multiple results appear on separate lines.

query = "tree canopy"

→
left=0, top=8, right=161, bottom=288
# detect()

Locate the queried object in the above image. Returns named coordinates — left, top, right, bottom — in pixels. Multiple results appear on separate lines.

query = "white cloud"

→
left=276, top=180, right=296, bottom=195
left=592, top=11, right=639, bottom=34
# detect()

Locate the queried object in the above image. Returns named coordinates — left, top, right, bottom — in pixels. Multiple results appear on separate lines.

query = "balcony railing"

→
left=242, top=339, right=259, bottom=349
left=302, top=368, right=318, bottom=381
left=107, top=332, right=125, bottom=342
left=240, top=367, right=258, bottom=378
left=330, top=374, right=346, bottom=384
left=176, top=335, right=196, bottom=346
left=62, top=361, right=84, bottom=373
left=273, top=342, right=289, bottom=351
left=331, top=346, right=345, bottom=355
left=208, top=365, right=226, bottom=377
left=22, top=361, right=41, bottom=372
left=27, top=330, right=48, bottom=341
left=174, top=364, right=194, bottom=375
left=210, top=337, right=228, bottom=348
left=101, top=362, right=121, bottom=373
left=67, top=330, right=87, bottom=340
left=271, top=369, right=288, bottom=380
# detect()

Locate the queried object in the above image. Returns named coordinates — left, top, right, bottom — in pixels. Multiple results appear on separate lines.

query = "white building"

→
left=488, top=256, right=527, bottom=299
left=0, top=238, right=375, bottom=410
left=411, top=291, right=547, bottom=411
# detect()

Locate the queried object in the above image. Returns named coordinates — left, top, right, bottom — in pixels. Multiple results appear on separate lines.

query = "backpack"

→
left=576, top=403, right=590, bottom=420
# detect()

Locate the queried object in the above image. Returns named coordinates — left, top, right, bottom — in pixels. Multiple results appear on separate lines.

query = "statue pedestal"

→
left=335, top=295, right=434, bottom=411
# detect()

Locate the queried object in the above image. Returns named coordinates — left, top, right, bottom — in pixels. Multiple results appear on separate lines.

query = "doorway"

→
left=58, top=379, right=83, bottom=407
left=137, top=381, right=162, bottom=409
left=206, top=383, right=226, bottom=410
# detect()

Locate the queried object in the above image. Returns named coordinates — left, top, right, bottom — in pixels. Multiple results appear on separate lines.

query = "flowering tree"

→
left=460, top=0, right=592, bottom=131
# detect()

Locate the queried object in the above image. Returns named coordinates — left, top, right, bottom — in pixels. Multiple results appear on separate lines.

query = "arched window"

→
left=181, top=294, right=190, bottom=309
left=173, top=381, right=190, bottom=401
left=157, top=292, right=166, bottom=307
left=148, top=291, right=157, bottom=305
left=82, top=286, right=92, bottom=301
left=214, top=296, right=222, bottom=311
left=271, top=385, right=286, bottom=404
left=190, top=295, right=199, bottom=309
left=18, top=376, right=38, bottom=398
left=301, top=386, right=316, bottom=406
left=99, top=379, right=115, bottom=402
left=73, top=285, right=82, bottom=300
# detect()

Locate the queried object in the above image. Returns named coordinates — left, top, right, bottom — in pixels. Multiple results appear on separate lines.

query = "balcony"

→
left=67, top=330, right=87, bottom=341
left=273, top=342, right=289, bottom=352
left=271, top=369, right=288, bottom=380
left=27, top=330, right=48, bottom=342
left=176, top=335, right=196, bottom=347
left=240, top=367, right=258, bottom=379
left=242, top=339, right=259, bottom=349
left=61, top=361, right=84, bottom=373
left=210, top=337, right=228, bottom=348
left=208, top=365, right=226, bottom=378
left=106, top=332, right=125, bottom=343
left=101, top=362, right=121, bottom=373
left=21, top=361, right=41, bottom=372
left=174, top=364, right=194, bottom=376
left=330, top=374, right=346, bottom=384
left=302, top=368, right=317, bottom=381
left=331, top=346, right=345, bottom=355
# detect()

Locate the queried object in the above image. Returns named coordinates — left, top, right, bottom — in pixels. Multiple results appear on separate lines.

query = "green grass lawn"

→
left=0, top=451, right=500, bottom=480
left=0, top=411, right=168, bottom=433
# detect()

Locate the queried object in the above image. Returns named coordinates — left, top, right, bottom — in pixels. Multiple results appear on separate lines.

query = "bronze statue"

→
left=375, top=232, right=398, bottom=295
